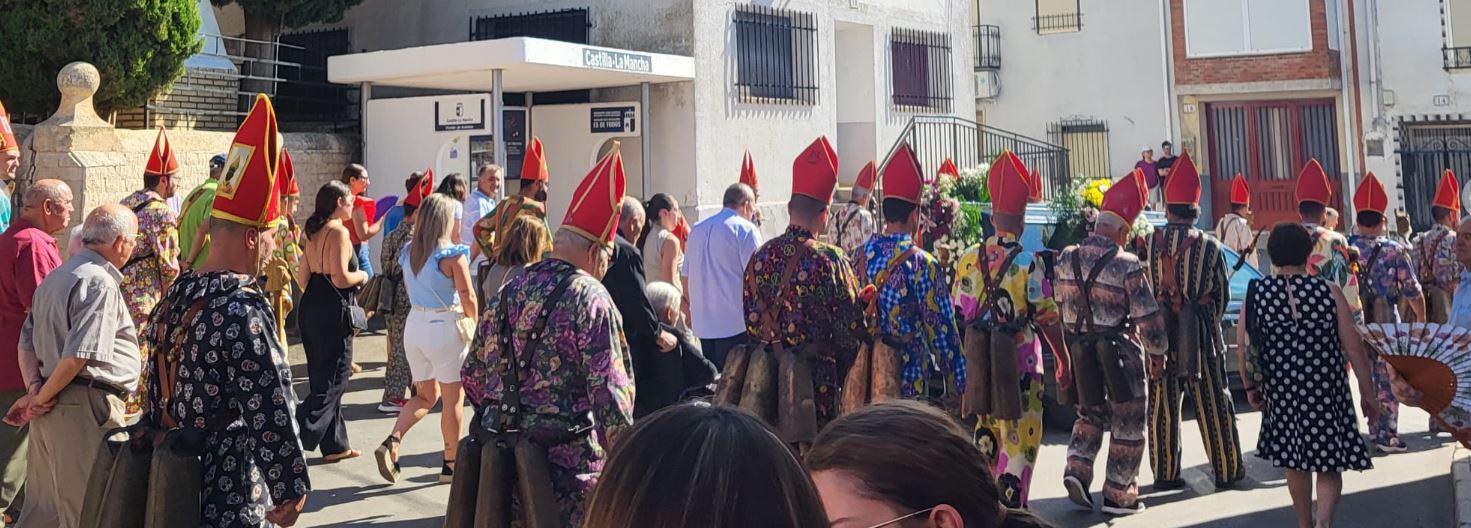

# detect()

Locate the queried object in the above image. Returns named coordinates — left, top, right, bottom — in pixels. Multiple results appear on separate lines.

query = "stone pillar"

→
left=21, top=62, right=123, bottom=224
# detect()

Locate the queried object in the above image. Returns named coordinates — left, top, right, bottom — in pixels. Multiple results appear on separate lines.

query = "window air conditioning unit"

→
left=975, top=71, right=1001, bottom=100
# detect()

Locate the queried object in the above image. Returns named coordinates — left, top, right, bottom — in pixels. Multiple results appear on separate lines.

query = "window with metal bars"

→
left=890, top=29, right=953, bottom=112
left=1035, top=0, right=1082, bottom=34
left=469, top=8, right=591, bottom=43
left=733, top=5, right=819, bottom=105
left=1048, top=118, right=1110, bottom=180
left=278, top=29, right=355, bottom=126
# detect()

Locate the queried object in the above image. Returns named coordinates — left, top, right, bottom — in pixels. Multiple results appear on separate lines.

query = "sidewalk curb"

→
left=1454, top=446, right=1471, bottom=527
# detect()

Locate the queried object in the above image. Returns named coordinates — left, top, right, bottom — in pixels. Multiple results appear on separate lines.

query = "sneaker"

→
left=1063, top=476, right=1094, bottom=511
left=1153, top=479, right=1186, bottom=491
left=377, top=399, right=407, bottom=414
left=1102, top=499, right=1146, bottom=516
left=1375, top=440, right=1409, bottom=453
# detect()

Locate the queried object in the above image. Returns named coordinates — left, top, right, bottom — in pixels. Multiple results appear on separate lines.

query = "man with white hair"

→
left=9, top=204, right=140, bottom=528
left=603, top=196, right=676, bottom=418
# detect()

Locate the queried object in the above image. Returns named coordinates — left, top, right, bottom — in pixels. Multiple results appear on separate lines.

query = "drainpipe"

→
left=1337, top=0, right=1361, bottom=218
left=1158, top=0, right=1176, bottom=141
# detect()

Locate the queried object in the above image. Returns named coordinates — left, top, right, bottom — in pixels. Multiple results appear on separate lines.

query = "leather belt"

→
left=68, top=377, right=129, bottom=399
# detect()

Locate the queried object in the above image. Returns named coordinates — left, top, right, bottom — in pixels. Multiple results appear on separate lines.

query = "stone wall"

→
left=114, top=67, right=241, bottom=132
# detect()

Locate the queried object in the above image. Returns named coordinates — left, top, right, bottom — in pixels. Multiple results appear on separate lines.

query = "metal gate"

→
left=883, top=115, right=1070, bottom=199
left=1048, top=118, right=1109, bottom=181
left=1204, top=99, right=1342, bottom=228
left=1398, top=123, right=1471, bottom=231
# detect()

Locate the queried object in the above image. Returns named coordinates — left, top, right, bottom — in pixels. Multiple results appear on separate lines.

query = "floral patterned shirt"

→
left=859, top=232, right=964, bottom=398
left=471, top=195, right=549, bottom=262
left=743, top=225, right=864, bottom=423
left=952, top=234, right=1059, bottom=376
left=1349, top=235, right=1423, bottom=303
left=825, top=202, right=877, bottom=257
left=144, top=272, right=309, bottom=528
left=1412, top=224, right=1462, bottom=288
left=1286, top=224, right=1362, bottom=316
left=1053, top=235, right=1167, bottom=356
left=120, top=190, right=180, bottom=328
left=461, top=258, right=633, bottom=526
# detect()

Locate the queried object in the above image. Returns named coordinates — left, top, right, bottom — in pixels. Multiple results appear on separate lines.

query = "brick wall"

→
left=115, top=67, right=240, bottom=132
left=1171, top=0, right=1341, bottom=86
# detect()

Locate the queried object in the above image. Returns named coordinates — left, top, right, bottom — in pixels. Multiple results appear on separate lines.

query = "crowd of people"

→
left=0, top=89, right=1464, bottom=528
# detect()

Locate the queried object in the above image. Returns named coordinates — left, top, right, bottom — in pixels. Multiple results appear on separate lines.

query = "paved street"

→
left=289, top=331, right=1457, bottom=527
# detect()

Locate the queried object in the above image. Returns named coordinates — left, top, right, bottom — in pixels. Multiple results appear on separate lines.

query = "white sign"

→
left=1434, top=94, right=1454, bottom=107
left=435, top=96, right=486, bottom=131
left=582, top=48, right=652, bottom=73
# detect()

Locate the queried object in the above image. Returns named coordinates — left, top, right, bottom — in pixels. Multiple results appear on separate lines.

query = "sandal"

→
left=375, top=436, right=401, bottom=483
left=322, top=448, right=362, bottom=464
left=439, top=458, right=456, bottom=484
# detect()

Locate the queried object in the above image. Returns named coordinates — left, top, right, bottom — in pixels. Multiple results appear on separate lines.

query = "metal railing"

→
left=1445, top=46, right=1471, bottom=70
left=974, top=25, right=1000, bottom=70
left=882, top=115, right=1071, bottom=200
left=1033, top=13, right=1082, bottom=34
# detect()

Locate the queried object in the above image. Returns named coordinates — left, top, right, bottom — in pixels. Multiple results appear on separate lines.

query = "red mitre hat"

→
left=939, top=158, right=960, bottom=180
left=1295, top=159, right=1333, bottom=205
left=405, top=168, right=434, bottom=208
left=0, top=99, right=16, bottom=154
left=1101, top=169, right=1147, bottom=226
left=145, top=126, right=180, bottom=177
left=1163, top=150, right=1201, bottom=206
left=854, top=161, right=878, bottom=194
left=212, top=94, right=281, bottom=228
left=793, top=137, right=838, bottom=203
left=1434, top=169, right=1461, bottom=213
left=740, top=150, right=759, bottom=190
left=563, top=147, right=626, bottom=246
left=278, top=149, right=299, bottom=197
left=882, top=143, right=924, bottom=205
left=521, top=136, right=548, bottom=182
left=987, top=150, right=1030, bottom=216
left=1230, top=173, right=1250, bottom=205
left=1352, top=172, right=1389, bottom=215
left=1028, top=166, right=1044, bottom=203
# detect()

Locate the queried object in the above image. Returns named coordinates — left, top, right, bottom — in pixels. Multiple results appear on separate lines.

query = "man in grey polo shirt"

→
left=8, top=204, right=139, bottom=528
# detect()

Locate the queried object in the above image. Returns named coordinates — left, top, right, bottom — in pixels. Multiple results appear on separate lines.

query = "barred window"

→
left=890, top=29, right=953, bottom=112
left=733, top=5, right=819, bottom=105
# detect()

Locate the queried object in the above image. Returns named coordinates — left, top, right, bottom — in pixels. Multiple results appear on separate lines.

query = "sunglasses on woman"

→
left=864, top=507, right=936, bottom=528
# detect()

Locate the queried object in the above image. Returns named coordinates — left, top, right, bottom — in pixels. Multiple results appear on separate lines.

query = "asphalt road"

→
left=287, top=331, right=1456, bottom=527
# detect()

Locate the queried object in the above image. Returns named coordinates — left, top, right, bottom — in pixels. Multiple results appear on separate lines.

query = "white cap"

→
left=1141, top=146, right=1153, bottom=153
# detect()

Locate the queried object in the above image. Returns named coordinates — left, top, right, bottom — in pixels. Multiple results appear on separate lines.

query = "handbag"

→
left=377, top=272, right=400, bottom=315
left=359, top=274, right=385, bottom=315
left=423, top=266, right=476, bottom=343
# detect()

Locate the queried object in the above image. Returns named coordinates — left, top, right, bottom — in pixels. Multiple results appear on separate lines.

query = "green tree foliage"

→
left=0, top=0, right=202, bottom=116
left=211, top=0, right=363, bottom=29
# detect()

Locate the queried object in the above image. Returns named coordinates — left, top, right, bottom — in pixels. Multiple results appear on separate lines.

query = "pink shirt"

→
left=0, top=219, right=62, bottom=391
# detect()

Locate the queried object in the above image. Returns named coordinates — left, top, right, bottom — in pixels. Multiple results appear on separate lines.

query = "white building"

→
left=247, top=0, right=974, bottom=233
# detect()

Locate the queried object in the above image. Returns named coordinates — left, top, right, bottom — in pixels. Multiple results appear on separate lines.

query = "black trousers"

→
left=700, top=332, right=748, bottom=373
left=296, top=275, right=355, bottom=455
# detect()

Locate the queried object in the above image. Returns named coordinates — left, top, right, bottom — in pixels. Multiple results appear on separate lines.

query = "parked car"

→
left=995, top=205, right=1263, bottom=430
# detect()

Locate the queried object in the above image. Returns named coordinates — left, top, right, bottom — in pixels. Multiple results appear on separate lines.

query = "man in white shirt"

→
left=464, top=164, right=502, bottom=280
left=682, top=183, right=763, bottom=369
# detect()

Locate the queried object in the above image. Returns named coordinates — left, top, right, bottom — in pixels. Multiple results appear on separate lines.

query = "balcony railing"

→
left=974, top=25, right=1000, bottom=70
left=1033, top=13, right=1082, bottom=34
left=1445, top=46, right=1471, bottom=70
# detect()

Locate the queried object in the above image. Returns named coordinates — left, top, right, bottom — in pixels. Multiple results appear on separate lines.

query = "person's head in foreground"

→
left=806, top=401, right=1054, bottom=528
left=582, top=403, right=828, bottom=528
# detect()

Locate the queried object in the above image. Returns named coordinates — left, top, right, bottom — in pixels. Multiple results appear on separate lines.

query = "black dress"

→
left=1249, top=275, right=1372, bottom=472
left=296, top=248, right=358, bottom=455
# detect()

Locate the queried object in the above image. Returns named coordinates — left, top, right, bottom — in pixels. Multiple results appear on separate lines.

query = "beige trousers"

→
left=15, top=385, right=124, bottom=528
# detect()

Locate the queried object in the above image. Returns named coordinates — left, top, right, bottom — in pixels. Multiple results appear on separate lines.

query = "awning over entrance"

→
left=326, top=37, right=695, bottom=92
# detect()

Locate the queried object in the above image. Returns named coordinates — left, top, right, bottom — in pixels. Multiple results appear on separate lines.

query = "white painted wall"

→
left=528, top=102, right=646, bottom=226
left=976, top=0, right=1170, bottom=178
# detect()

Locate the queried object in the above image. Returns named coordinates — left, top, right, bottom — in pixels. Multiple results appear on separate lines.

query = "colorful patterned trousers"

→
left=973, top=374, right=1044, bottom=508
left=1368, top=353, right=1401, bottom=446
left=381, top=308, right=412, bottom=405
left=1065, top=398, right=1148, bottom=508
left=1147, top=356, right=1244, bottom=485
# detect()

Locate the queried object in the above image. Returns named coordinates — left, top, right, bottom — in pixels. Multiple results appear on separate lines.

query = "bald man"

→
left=0, top=179, right=73, bottom=518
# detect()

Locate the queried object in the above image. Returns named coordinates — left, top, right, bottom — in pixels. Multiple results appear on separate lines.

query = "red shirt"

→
left=348, top=194, right=376, bottom=245
left=0, top=219, right=62, bottom=391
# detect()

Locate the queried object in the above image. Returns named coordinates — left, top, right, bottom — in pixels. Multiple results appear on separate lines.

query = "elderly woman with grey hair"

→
left=633, top=281, right=716, bottom=417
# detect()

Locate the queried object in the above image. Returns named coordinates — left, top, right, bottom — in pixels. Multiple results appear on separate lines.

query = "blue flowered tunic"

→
left=1348, top=235, right=1423, bottom=306
left=858, top=232, right=965, bottom=400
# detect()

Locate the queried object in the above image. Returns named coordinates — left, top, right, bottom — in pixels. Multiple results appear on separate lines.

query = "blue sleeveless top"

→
left=400, top=244, right=470, bottom=309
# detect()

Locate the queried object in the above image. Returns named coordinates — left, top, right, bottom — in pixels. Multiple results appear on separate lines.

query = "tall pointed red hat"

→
left=405, top=168, right=434, bottom=208
left=0, top=99, right=17, bottom=154
left=1295, top=159, right=1333, bottom=205
left=278, top=149, right=299, bottom=197
left=1230, top=173, right=1250, bottom=206
left=792, top=137, right=838, bottom=203
left=212, top=94, right=281, bottom=228
left=987, top=150, right=1030, bottom=215
left=1028, top=166, right=1044, bottom=203
left=1353, top=172, right=1389, bottom=215
left=939, top=158, right=960, bottom=180
left=563, top=146, right=626, bottom=246
left=740, top=150, right=758, bottom=190
left=1434, top=169, right=1461, bottom=214
left=144, top=126, right=180, bottom=177
left=882, top=143, right=924, bottom=205
left=521, top=136, right=548, bottom=182
left=1163, top=150, right=1201, bottom=206
left=853, top=161, right=878, bottom=195
left=1100, top=169, right=1148, bottom=226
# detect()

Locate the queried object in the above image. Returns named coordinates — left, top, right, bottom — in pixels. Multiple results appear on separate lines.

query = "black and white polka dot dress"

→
left=1249, top=275, right=1372, bottom=473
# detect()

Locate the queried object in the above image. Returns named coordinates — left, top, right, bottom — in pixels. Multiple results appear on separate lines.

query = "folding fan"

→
left=1358, top=323, right=1471, bottom=431
left=373, top=195, right=400, bottom=222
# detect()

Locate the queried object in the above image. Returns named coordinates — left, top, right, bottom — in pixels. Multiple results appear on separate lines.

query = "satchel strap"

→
left=153, top=284, right=260, bottom=431
left=495, top=272, right=578, bottom=433
left=1153, top=229, right=1201, bottom=309
left=757, top=240, right=815, bottom=345
left=1070, top=246, right=1121, bottom=336
left=865, top=246, right=922, bottom=319
left=976, top=241, right=1025, bottom=325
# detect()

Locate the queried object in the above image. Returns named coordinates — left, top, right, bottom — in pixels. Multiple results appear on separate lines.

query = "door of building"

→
left=1204, top=99, right=1342, bottom=228
left=1398, top=123, right=1471, bottom=232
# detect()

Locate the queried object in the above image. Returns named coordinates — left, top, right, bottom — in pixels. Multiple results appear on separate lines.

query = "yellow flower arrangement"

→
left=1080, top=178, right=1111, bottom=208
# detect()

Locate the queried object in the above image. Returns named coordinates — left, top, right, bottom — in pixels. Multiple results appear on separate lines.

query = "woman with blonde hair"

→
left=475, top=213, right=549, bottom=305
left=375, top=193, right=478, bottom=484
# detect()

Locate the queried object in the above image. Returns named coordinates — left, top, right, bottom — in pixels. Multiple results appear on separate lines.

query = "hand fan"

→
left=1358, top=323, right=1471, bottom=430
left=373, top=195, right=399, bottom=222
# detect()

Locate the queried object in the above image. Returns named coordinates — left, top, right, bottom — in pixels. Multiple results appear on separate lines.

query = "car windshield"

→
left=1221, top=246, right=1263, bottom=302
